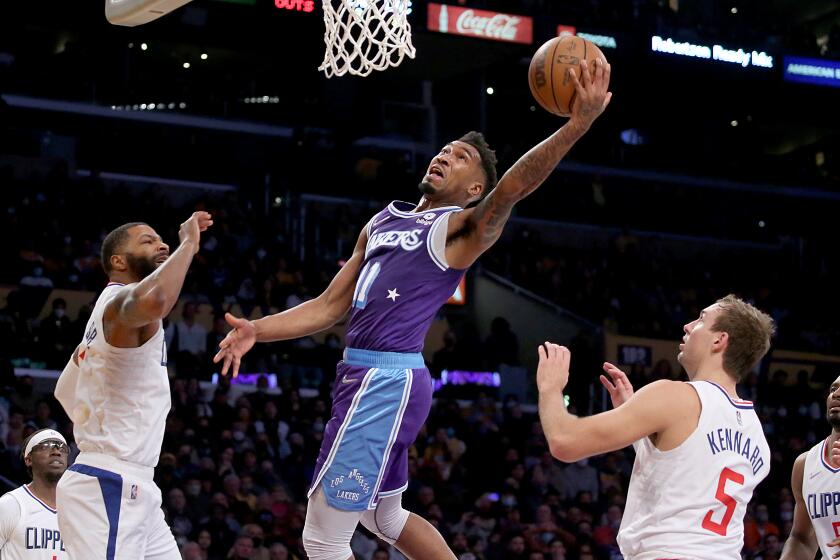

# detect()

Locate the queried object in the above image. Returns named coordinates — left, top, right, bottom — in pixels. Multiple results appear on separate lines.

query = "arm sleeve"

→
left=0, top=493, right=21, bottom=548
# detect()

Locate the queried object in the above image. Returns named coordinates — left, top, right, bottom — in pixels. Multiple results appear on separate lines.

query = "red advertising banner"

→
left=556, top=24, right=576, bottom=37
left=428, top=3, right=533, bottom=45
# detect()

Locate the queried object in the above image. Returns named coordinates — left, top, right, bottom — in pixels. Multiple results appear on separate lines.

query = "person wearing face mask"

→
left=781, top=374, right=840, bottom=559
left=744, top=504, right=779, bottom=554
left=38, top=299, right=75, bottom=369
left=184, top=477, right=210, bottom=516
left=240, top=524, right=270, bottom=560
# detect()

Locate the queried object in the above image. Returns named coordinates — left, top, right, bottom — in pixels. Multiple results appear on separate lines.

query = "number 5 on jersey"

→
left=702, top=467, right=745, bottom=536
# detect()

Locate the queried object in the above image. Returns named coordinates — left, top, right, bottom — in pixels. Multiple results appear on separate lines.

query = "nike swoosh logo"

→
left=810, top=472, right=821, bottom=479
left=341, top=375, right=358, bottom=384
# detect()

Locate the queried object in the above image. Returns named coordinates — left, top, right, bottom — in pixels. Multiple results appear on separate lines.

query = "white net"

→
left=320, top=0, right=416, bottom=78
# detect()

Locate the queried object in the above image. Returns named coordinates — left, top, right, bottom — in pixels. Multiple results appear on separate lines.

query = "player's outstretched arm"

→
left=780, top=453, right=818, bottom=559
left=213, top=225, right=368, bottom=376
left=106, top=212, right=213, bottom=328
left=536, top=342, right=694, bottom=462
left=446, top=60, right=611, bottom=269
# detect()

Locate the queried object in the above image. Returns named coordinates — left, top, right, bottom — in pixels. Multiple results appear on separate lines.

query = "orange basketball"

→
left=528, top=36, right=607, bottom=117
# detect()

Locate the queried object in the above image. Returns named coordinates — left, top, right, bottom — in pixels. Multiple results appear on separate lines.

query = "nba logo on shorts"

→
left=130, top=484, right=139, bottom=500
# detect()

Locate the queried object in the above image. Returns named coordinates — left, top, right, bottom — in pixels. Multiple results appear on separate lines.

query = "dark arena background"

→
left=1, top=0, right=839, bottom=558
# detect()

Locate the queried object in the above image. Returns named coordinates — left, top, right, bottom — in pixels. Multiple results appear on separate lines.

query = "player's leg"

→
left=360, top=365, right=454, bottom=559
left=56, top=465, right=145, bottom=559
left=303, top=488, right=361, bottom=560
left=360, top=494, right=455, bottom=560
left=141, top=485, right=180, bottom=560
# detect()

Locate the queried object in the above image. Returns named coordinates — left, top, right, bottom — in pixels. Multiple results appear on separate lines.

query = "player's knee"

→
left=302, top=523, right=353, bottom=560
left=359, top=496, right=410, bottom=545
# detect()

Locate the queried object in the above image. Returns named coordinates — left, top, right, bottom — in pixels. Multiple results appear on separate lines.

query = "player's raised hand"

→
left=600, top=362, right=635, bottom=409
left=568, top=58, right=612, bottom=128
left=537, top=342, right=571, bottom=394
left=212, top=312, right=256, bottom=377
left=179, top=211, right=214, bottom=254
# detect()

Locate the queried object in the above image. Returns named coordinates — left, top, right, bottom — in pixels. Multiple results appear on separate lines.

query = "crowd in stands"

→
left=1, top=164, right=839, bottom=559
left=0, top=341, right=832, bottom=560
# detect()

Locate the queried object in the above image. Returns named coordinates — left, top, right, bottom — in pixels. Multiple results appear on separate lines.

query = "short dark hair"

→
left=458, top=131, right=498, bottom=197
left=101, top=222, right=147, bottom=274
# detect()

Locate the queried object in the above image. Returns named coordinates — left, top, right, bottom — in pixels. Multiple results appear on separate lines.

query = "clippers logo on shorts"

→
left=25, top=527, right=65, bottom=551
left=367, top=230, right=424, bottom=254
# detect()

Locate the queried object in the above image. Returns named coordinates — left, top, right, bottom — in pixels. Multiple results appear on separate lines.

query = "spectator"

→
left=37, top=298, right=75, bottom=368
left=228, top=535, right=255, bottom=560
left=484, top=317, right=519, bottom=369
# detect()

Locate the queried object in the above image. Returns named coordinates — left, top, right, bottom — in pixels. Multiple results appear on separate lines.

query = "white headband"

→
left=24, top=430, right=67, bottom=457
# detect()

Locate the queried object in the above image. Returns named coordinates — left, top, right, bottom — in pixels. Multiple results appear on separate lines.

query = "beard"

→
left=828, top=411, right=840, bottom=430
left=43, top=469, right=64, bottom=484
left=418, top=180, right=438, bottom=195
left=125, top=253, right=157, bottom=280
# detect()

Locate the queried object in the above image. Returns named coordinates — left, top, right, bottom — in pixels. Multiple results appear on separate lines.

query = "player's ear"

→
left=110, top=254, right=127, bottom=272
left=712, top=331, right=729, bottom=353
left=467, top=181, right=483, bottom=200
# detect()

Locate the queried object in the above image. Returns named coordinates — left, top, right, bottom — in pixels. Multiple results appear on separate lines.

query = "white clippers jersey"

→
left=618, top=381, right=770, bottom=560
left=802, top=438, right=840, bottom=559
left=54, top=283, right=171, bottom=468
left=0, top=486, right=66, bottom=559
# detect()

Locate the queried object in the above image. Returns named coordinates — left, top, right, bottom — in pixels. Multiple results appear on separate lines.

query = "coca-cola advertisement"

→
left=427, top=3, right=533, bottom=45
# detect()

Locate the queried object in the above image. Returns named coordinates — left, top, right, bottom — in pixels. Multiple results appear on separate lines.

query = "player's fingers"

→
left=599, top=61, right=610, bottom=90
left=568, top=67, right=584, bottom=96
left=580, top=59, right=592, bottom=89
left=220, top=355, right=231, bottom=376
left=538, top=344, right=547, bottom=360
left=225, top=312, right=247, bottom=328
left=594, top=57, right=605, bottom=86
left=212, top=349, right=225, bottom=363
left=233, top=356, right=241, bottom=378
left=599, top=374, right=616, bottom=392
left=603, top=92, right=613, bottom=110
left=603, top=362, right=624, bottom=376
left=619, top=375, right=634, bottom=391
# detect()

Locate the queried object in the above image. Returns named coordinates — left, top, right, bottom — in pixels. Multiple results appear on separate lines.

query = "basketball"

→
left=528, top=36, right=607, bottom=117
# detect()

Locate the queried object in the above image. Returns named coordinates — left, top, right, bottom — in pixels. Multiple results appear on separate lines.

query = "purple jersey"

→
left=345, top=201, right=465, bottom=353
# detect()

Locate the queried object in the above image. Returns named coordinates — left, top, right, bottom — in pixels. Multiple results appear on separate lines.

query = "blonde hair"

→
left=712, top=294, right=776, bottom=381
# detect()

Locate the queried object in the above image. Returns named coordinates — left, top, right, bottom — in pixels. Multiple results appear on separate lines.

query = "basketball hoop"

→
left=320, top=0, right=416, bottom=78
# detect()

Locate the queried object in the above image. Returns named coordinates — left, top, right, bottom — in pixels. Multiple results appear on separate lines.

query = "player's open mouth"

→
left=831, top=406, right=840, bottom=413
left=429, top=165, right=444, bottom=179
left=50, top=460, right=63, bottom=465
left=155, top=254, right=169, bottom=263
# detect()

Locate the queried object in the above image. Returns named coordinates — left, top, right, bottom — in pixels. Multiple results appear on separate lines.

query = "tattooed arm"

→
left=445, top=59, right=612, bottom=269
